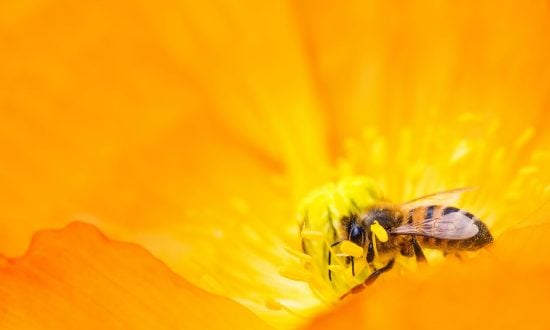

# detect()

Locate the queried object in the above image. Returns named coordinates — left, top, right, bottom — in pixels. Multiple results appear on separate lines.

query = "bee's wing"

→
left=400, top=187, right=475, bottom=210
left=391, top=211, right=479, bottom=239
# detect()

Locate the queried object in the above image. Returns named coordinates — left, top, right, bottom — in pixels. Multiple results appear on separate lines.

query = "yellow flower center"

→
left=196, top=122, right=548, bottom=329
left=282, top=176, right=399, bottom=302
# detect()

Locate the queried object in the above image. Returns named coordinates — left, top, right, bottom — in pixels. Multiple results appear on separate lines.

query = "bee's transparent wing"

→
left=391, top=211, right=479, bottom=239
left=400, top=187, right=475, bottom=210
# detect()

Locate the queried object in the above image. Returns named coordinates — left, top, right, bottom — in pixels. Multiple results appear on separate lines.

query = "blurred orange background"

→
left=1, top=0, right=549, bottom=329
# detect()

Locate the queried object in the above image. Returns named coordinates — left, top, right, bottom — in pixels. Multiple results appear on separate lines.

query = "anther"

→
left=340, top=240, right=364, bottom=258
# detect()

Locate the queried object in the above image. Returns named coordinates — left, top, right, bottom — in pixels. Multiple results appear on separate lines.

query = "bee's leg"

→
left=366, top=241, right=375, bottom=263
left=443, top=251, right=463, bottom=261
left=351, top=257, right=355, bottom=276
left=411, top=236, right=427, bottom=263
left=341, top=243, right=380, bottom=298
left=363, top=258, right=395, bottom=286
left=400, top=243, right=414, bottom=257
left=328, top=241, right=342, bottom=281
left=347, top=258, right=395, bottom=295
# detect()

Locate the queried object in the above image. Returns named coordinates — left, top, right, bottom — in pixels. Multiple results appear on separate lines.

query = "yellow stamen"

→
left=340, top=240, right=364, bottom=258
left=450, top=140, right=471, bottom=163
left=514, top=127, right=534, bottom=149
left=301, top=229, right=325, bottom=240
left=296, top=177, right=384, bottom=301
left=278, top=265, right=311, bottom=282
left=284, top=246, right=313, bottom=262
left=327, top=265, right=345, bottom=273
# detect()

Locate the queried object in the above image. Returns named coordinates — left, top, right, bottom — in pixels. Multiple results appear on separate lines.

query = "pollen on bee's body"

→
left=371, top=221, right=388, bottom=242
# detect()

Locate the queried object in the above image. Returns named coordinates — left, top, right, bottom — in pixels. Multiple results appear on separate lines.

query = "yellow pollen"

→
left=371, top=221, right=389, bottom=242
left=370, top=221, right=388, bottom=261
left=340, top=240, right=364, bottom=258
left=371, top=231, right=379, bottom=259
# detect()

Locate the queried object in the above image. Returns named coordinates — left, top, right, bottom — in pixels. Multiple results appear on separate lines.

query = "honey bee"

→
left=328, top=188, right=494, bottom=293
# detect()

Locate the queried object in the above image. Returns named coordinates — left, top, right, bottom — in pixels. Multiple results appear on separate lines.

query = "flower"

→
left=0, top=0, right=549, bottom=329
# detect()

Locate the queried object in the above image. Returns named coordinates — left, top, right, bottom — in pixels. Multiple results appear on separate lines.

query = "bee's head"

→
left=342, top=214, right=367, bottom=247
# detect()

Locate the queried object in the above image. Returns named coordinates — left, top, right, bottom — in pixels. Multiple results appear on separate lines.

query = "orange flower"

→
left=0, top=0, right=549, bottom=329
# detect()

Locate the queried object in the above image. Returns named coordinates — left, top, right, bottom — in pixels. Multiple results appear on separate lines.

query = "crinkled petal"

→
left=0, top=0, right=330, bottom=256
left=0, top=0, right=331, bottom=327
left=0, top=222, right=271, bottom=330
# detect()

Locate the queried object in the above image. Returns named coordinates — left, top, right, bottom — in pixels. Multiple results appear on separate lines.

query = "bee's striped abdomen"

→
left=410, top=205, right=443, bottom=224
left=413, top=205, right=443, bottom=248
left=412, top=205, right=493, bottom=251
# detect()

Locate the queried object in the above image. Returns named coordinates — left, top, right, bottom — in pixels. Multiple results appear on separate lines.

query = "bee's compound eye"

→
left=349, top=225, right=364, bottom=243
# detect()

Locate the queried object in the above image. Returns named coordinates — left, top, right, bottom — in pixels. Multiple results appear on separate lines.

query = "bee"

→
left=329, top=188, right=494, bottom=294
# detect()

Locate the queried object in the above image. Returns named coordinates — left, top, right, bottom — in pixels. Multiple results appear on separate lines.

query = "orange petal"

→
left=0, top=0, right=328, bottom=278
left=303, top=225, right=550, bottom=330
left=294, top=0, right=550, bottom=147
left=0, top=1, right=328, bottom=325
left=0, top=222, right=271, bottom=330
